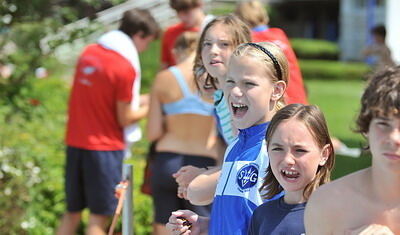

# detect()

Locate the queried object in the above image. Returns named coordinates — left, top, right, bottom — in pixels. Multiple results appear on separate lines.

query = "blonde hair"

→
left=174, top=31, right=199, bottom=58
left=235, top=0, right=269, bottom=28
left=231, top=42, right=289, bottom=109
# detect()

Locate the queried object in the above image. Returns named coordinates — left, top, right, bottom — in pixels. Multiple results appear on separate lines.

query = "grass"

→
left=306, top=80, right=371, bottom=179
left=290, top=38, right=339, bottom=60
left=299, top=60, right=370, bottom=81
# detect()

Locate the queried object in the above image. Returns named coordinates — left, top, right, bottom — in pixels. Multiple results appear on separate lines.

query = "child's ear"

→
left=319, top=144, right=331, bottom=166
left=271, top=81, right=286, bottom=101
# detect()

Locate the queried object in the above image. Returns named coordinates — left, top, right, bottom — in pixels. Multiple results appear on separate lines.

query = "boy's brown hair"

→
left=119, top=9, right=160, bottom=38
left=356, top=66, right=400, bottom=135
left=261, top=104, right=335, bottom=200
left=170, top=0, right=202, bottom=11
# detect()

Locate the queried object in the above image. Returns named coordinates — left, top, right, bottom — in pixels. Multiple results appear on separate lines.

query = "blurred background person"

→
left=363, top=25, right=395, bottom=72
left=147, top=31, right=223, bottom=235
left=235, top=0, right=307, bottom=105
left=57, top=9, right=159, bottom=235
left=160, top=0, right=214, bottom=69
left=235, top=0, right=361, bottom=158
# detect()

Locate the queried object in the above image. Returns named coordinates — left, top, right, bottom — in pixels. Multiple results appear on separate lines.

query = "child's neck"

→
left=283, top=190, right=306, bottom=205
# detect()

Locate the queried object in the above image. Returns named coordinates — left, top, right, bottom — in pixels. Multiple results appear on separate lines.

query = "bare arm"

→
left=187, top=166, right=221, bottom=206
left=346, top=224, right=395, bottom=235
left=116, top=101, right=148, bottom=127
left=146, top=82, right=164, bottom=141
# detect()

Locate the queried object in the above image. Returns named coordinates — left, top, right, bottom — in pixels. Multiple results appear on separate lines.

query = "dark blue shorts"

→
left=150, top=152, right=216, bottom=224
left=65, top=146, right=123, bottom=215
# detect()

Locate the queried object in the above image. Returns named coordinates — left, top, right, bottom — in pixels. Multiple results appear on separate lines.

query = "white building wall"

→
left=386, top=0, right=400, bottom=64
left=339, top=0, right=385, bottom=61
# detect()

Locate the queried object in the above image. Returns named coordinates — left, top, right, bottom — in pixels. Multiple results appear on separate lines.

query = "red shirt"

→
left=252, top=27, right=308, bottom=104
left=161, top=23, right=198, bottom=67
left=66, top=44, right=135, bottom=150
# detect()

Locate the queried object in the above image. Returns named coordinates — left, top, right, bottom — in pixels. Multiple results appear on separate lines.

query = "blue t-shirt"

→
left=209, top=122, right=269, bottom=235
left=248, top=195, right=306, bottom=235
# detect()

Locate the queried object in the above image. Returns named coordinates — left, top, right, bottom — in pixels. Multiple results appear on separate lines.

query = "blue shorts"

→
left=65, top=146, right=123, bottom=215
left=151, top=152, right=216, bottom=224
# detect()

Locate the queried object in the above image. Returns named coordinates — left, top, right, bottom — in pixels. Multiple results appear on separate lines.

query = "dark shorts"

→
left=150, top=152, right=216, bottom=224
left=65, top=146, right=123, bottom=216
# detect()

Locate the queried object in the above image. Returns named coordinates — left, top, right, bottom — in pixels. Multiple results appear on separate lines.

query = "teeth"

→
left=232, top=103, right=246, bottom=108
left=281, top=170, right=298, bottom=175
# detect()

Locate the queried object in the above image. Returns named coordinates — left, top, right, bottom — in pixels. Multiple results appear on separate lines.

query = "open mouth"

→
left=281, top=169, right=300, bottom=181
left=203, top=76, right=214, bottom=90
left=203, top=84, right=214, bottom=90
left=210, top=59, right=223, bottom=65
left=231, top=103, right=248, bottom=118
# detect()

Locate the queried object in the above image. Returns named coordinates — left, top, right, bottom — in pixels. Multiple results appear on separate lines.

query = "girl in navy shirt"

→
left=248, top=104, right=336, bottom=235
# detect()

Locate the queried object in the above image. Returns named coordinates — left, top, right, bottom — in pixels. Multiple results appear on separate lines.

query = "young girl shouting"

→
left=167, top=41, right=288, bottom=235
left=248, top=103, right=335, bottom=234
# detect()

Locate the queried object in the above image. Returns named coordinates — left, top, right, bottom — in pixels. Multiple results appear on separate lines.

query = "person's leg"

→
left=86, top=213, right=109, bottom=235
left=332, top=137, right=361, bottom=158
left=56, top=212, right=82, bottom=235
left=153, top=223, right=169, bottom=235
left=151, top=152, right=184, bottom=235
left=57, top=146, right=86, bottom=234
left=84, top=149, right=123, bottom=234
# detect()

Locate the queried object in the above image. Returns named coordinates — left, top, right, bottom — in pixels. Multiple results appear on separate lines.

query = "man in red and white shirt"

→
left=57, top=9, right=159, bottom=235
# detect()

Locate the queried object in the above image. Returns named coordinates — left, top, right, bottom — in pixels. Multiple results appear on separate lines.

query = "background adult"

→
left=160, top=0, right=214, bottom=69
left=57, top=9, right=159, bottom=235
left=147, top=31, right=223, bottom=235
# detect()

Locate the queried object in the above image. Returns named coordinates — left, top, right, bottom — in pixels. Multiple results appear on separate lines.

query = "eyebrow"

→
left=270, top=142, right=308, bottom=148
left=270, top=143, right=283, bottom=147
left=375, top=117, right=391, bottom=121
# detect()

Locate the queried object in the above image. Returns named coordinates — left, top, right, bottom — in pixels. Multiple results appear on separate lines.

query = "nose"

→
left=282, top=151, right=295, bottom=166
left=390, top=128, right=400, bottom=147
left=210, top=43, right=220, bottom=55
left=230, top=85, right=243, bottom=97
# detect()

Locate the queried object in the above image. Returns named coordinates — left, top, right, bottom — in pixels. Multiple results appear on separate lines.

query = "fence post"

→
left=122, top=164, right=133, bottom=235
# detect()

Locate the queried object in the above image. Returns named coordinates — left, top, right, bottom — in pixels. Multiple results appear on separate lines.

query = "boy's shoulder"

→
left=307, top=168, right=370, bottom=216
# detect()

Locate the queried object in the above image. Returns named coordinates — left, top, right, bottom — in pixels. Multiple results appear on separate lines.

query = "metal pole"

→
left=122, top=164, right=133, bottom=235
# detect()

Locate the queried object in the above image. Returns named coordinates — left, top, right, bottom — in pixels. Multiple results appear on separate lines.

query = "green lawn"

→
left=306, top=80, right=371, bottom=179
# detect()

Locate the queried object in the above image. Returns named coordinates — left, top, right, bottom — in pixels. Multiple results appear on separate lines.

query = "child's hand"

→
left=139, top=94, right=149, bottom=107
left=177, top=185, right=188, bottom=199
left=345, top=224, right=394, bottom=235
left=173, top=165, right=206, bottom=187
left=166, top=210, right=201, bottom=235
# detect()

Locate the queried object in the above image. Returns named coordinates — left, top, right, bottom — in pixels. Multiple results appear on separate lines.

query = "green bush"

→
left=0, top=74, right=154, bottom=234
left=299, top=60, right=371, bottom=80
left=0, top=77, right=67, bottom=234
left=290, top=38, right=339, bottom=60
left=140, top=40, right=160, bottom=93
